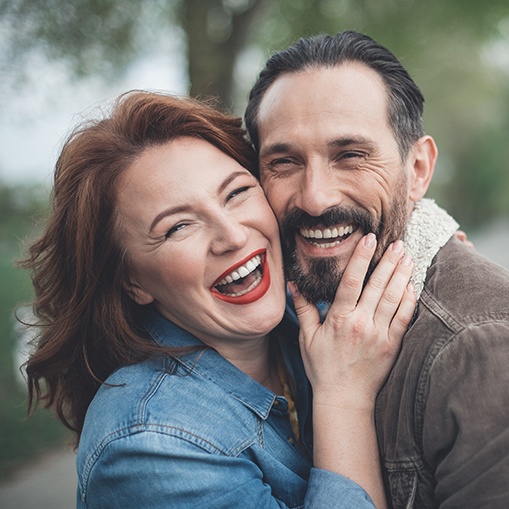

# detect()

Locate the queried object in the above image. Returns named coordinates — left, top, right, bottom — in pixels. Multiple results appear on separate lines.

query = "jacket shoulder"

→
left=79, top=356, right=259, bottom=465
left=422, top=237, right=509, bottom=323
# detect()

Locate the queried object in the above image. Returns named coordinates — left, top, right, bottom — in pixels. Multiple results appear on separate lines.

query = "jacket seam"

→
left=413, top=291, right=464, bottom=473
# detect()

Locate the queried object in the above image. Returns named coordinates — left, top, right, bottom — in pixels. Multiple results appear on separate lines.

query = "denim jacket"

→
left=76, top=308, right=374, bottom=508
left=376, top=237, right=509, bottom=508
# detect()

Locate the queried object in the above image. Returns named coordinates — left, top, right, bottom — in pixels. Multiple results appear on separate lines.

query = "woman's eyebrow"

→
left=217, top=170, right=249, bottom=194
left=149, top=204, right=190, bottom=233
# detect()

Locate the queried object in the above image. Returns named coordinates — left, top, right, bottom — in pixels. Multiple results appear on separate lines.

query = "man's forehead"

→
left=257, top=64, right=390, bottom=150
left=258, top=62, right=384, bottom=112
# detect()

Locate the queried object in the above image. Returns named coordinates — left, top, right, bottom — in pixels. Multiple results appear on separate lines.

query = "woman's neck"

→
left=213, top=335, right=283, bottom=394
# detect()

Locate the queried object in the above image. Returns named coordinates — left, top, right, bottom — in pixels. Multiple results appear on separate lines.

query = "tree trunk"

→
left=181, top=0, right=264, bottom=111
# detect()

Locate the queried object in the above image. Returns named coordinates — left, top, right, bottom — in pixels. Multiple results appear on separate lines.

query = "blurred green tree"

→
left=0, top=182, right=69, bottom=479
left=0, top=0, right=268, bottom=110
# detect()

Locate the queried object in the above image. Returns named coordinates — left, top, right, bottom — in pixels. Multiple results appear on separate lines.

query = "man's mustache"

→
left=281, top=206, right=379, bottom=235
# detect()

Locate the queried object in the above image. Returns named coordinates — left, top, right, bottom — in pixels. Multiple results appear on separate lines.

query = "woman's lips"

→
left=210, top=249, right=271, bottom=305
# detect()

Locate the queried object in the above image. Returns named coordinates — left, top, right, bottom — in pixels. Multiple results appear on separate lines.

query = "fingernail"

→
left=364, top=233, right=376, bottom=248
left=407, top=281, right=416, bottom=293
left=392, top=240, right=404, bottom=254
left=401, top=255, right=412, bottom=266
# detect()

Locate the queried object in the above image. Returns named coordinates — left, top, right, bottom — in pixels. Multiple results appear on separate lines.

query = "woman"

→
left=22, top=91, right=416, bottom=508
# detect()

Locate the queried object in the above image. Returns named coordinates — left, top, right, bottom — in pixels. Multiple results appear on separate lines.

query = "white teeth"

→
left=221, top=273, right=262, bottom=297
left=216, top=254, right=262, bottom=286
left=246, top=260, right=256, bottom=272
left=317, top=241, right=341, bottom=248
left=238, top=266, right=250, bottom=278
left=300, top=225, right=354, bottom=240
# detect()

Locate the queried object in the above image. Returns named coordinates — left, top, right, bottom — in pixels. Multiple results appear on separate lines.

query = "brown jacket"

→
left=377, top=236, right=509, bottom=508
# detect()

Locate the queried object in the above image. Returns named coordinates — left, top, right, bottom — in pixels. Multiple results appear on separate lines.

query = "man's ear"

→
left=408, top=135, right=437, bottom=203
left=123, top=280, right=154, bottom=306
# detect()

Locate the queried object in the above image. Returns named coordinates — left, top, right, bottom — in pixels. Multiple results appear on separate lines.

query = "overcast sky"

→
left=0, top=50, right=187, bottom=187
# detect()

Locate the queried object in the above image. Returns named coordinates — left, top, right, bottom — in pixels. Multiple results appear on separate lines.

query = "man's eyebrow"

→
left=259, top=142, right=295, bottom=159
left=328, top=136, right=377, bottom=150
left=149, top=170, right=248, bottom=232
left=260, top=137, right=377, bottom=159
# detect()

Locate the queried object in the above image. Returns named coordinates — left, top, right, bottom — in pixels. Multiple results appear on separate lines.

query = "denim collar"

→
left=142, top=307, right=281, bottom=421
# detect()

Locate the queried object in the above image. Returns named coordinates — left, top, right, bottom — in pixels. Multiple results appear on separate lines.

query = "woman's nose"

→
left=210, top=213, right=249, bottom=255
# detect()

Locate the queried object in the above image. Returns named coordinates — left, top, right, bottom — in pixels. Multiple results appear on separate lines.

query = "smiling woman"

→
left=117, top=135, right=286, bottom=348
left=20, top=91, right=416, bottom=509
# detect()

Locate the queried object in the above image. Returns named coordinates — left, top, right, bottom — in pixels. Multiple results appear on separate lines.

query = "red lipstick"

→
left=210, top=249, right=271, bottom=305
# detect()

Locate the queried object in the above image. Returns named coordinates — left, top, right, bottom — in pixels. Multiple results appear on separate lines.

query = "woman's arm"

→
left=291, top=233, right=416, bottom=509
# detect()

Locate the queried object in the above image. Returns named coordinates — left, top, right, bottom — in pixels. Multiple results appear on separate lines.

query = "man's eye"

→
left=270, top=157, right=295, bottom=167
left=341, top=151, right=365, bottom=160
left=265, top=158, right=300, bottom=174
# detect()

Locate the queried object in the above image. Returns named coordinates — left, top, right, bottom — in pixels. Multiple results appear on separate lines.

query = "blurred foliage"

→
left=0, top=0, right=266, bottom=110
left=0, top=184, right=49, bottom=254
left=0, top=183, right=69, bottom=481
left=0, top=0, right=145, bottom=77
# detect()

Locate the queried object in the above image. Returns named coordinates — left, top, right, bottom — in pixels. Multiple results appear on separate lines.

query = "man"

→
left=245, top=31, right=509, bottom=508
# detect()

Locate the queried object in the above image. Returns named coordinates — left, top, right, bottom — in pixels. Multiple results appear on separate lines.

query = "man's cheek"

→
left=268, top=195, right=287, bottom=221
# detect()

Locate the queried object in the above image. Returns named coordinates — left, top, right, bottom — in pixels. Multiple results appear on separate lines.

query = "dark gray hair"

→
left=245, top=31, right=425, bottom=160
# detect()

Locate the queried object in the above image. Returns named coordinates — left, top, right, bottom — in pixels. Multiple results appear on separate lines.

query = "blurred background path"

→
left=0, top=447, right=76, bottom=509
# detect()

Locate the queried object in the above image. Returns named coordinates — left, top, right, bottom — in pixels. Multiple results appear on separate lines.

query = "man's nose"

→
left=295, top=162, right=342, bottom=217
left=210, top=213, right=249, bottom=255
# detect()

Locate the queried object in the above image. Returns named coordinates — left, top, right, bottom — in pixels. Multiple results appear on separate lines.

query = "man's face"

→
left=257, top=62, right=413, bottom=303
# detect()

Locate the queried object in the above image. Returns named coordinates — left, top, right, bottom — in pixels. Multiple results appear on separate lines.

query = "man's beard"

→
left=281, top=180, right=409, bottom=304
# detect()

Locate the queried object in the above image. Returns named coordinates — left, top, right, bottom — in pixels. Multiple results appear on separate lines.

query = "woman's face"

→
left=116, top=137, right=286, bottom=350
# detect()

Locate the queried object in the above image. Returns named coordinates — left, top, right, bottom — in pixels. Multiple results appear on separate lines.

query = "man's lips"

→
left=210, top=249, right=271, bottom=305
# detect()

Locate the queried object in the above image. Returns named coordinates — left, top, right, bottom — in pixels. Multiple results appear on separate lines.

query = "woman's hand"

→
left=291, top=233, right=416, bottom=408
left=455, top=229, right=474, bottom=249
left=290, top=233, right=416, bottom=508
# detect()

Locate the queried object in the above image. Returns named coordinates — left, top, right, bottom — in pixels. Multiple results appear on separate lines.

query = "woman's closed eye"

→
left=165, top=222, right=189, bottom=238
left=226, top=185, right=252, bottom=202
